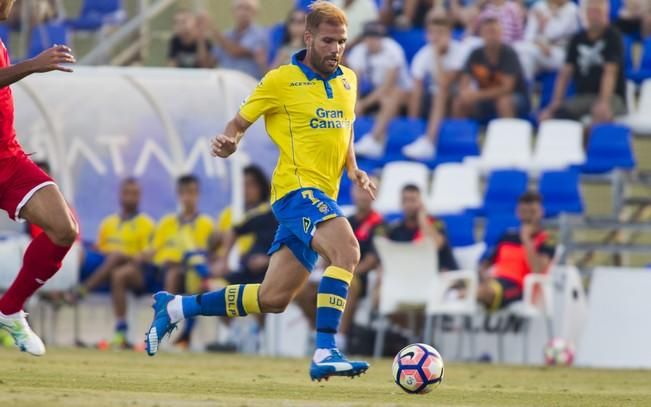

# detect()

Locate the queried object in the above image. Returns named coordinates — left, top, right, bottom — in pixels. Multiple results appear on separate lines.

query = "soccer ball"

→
left=392, top=343, right=444, bottom=394
left=544, top=338, right=575, bottom=366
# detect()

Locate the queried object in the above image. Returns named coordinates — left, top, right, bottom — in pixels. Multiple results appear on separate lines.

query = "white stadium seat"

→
left=373, top=236, right=438, bottom=357
left=452, top=242, right=486, bottom=272
left=373, top=161, right=429, bottom=214
left=530, top=119, right=585, bottom=172
left=427, top=163, right=481, bottom=215
left=464, top=118, right=533, bottom=172
left=619, top=79, right=651, bottom=134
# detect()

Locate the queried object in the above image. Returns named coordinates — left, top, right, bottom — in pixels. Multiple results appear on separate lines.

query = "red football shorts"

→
left=0, top=153, right=55, bottom=222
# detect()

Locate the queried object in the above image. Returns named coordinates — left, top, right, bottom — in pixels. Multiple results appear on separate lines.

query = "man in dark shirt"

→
left=452, top=17, right=530, bottom=122
left=168, top=9, right=213, bottom=69
left=477, top=191, right=556, bottom=311
left=378, top=184, right=458, bottom=272
left=540, top=0, right=626, bottom=123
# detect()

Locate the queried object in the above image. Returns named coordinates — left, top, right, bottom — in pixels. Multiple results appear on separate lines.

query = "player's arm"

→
left=210, top=114, right=252, bottom=158
left=346, top=129, right=377, bottom=199
left=0, top=45, right=75, bottom=88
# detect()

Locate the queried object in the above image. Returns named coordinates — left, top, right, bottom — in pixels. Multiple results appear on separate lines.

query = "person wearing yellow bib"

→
left=70, top=178, right=155, bottom=348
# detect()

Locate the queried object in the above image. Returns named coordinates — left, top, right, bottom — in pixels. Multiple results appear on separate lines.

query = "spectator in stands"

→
left=150, top=175, right=214, bottom=348
left=270, top=9, right=306, bottom=69
left=449, top=0, right=482, bottom=32
left=453, top=17, right=530, bottom=122
left=477, top=191, right=555, bottom=311
left=616, top=0, right=651, bottom=39
left=295, top=178, right=383, bottom=351
left=331, top=0, right=379, bottom=45
left=379, top=0, right=436, bottom=29
left=539, top=0, right=627, bottom=124
left=168, top=9, right=214, bottom=69
left=473, top=0, right=525, bottom=43
left=378, top=184, right=458, bottom=272
left=68, top=178, right=155, bottom=348
left=351, top=22, right=412, bottom=159
left=402, top=15, right=468, bottom=160
left=201, top=0, right=268, bottom=79
left=515, top=0, right=580, bottom=80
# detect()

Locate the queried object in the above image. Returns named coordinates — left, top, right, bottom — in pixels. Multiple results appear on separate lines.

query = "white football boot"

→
left=0, top=311, right=46, bottom=356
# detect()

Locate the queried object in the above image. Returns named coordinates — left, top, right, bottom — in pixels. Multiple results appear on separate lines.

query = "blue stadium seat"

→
left=67, top=0, right=124, bottom=31
left=353, top=116, right=375, bottom=142
left=539, top=170, right=584, bottom=218
left=389, top=28, right=426, bottom=64
left=268, top=23, right=285, bottom=64
left=630, top=37, right=651, bottom=83
left=295, top=0, right=315, bottom=12
left=0, top=24, right=8, bottom=48
left=581, top=123, right=636, bottom=174
left=28, top=22, right=69, bottom=58
left=609, top=0, right=622, bottom=22
left=438, top=213, right=476, bottom=247
left=481, top=169, right=528, bottom=215
left=383, top=117, right=426, bottom=163
left=435, top=119, right=480, bottom=164
left=483, top=214, right=520, bottom=248
left=538, top=71, right=575, bottom=110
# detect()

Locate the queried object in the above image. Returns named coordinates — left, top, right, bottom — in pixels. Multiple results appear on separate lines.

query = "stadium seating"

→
left=373, top=236, right=439, bottom=357
left=427, top=162, right=481, bottom=215
left=0, top=24, right=8, bottom=48
left=530, top=120, right=585, bottom=172
left=482, top=169, right=529, bottom=215
left=28, top=22, right=70, bottom=58
left=383, top=117, right=427, bottom=163
left=452, top=242, right=486, bottom=271
left=539, top=170, right=584, bottom=218
left=582, top=123, right=636, bottom=173
left=434, top=119, right=480, bottom=165
left=67, top=0, right=126, bottom=31
left=374, top=161, right=429, bottom=214
left=483, top=213, right=521, bottom=247
left=537, top=71, right=575, bottom=110
left=389, top=28, right=426, bottom=64
left=629, top=37, right=651, bottom=83
left=619, top=79, right=651, bottom=134
left=438, top=213, right=476, bottom=247
left=464, top=118, right=533, bottom=172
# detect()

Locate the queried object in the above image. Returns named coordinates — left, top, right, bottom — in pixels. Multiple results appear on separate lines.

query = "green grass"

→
left=2, top=348, right=651, bottom=406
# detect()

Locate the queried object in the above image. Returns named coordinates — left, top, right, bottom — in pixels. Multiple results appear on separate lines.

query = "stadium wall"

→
left=10, top=67, right=277, bottom=238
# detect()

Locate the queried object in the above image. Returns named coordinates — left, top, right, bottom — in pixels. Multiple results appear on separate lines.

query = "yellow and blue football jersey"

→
left=239, top=49, right=358, bottom=203
left=96, top=213, right=155, bottom=256
left=151, top=213, right=214, bottom=266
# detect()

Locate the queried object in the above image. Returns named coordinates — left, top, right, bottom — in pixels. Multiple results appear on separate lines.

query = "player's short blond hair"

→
left=306, top=0, right=347, bottom=32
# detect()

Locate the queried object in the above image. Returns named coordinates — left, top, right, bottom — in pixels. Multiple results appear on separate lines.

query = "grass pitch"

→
left=2, top=348, right=651, bottom=407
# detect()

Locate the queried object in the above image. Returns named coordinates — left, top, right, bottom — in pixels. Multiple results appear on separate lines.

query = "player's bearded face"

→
left=0, top=0, right=16, bottom=21
left=308, top=23, right=347, bottom=76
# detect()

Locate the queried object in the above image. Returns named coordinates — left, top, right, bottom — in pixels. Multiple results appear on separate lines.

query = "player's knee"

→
left=259, top=291, right=291, bottom=314
left=49, top=216, right=78, bottom=246
left=329, top=241, right=360, bottom=272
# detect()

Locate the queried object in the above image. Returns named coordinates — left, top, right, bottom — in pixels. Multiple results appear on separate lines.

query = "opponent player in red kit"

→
left=0, top=0, right=78, bottom=355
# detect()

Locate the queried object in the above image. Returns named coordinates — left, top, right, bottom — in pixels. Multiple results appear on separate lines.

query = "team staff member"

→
left=378, top=184, right=458, bottom=272
left=477, top=191, right=556, bottom=310
left=69, top=178, right=155, bottom=348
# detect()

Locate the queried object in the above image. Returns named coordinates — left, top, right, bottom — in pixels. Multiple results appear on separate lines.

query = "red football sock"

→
left=0, top=233, right=71, bottom=314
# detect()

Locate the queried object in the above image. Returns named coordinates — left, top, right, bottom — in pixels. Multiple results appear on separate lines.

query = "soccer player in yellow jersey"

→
left=146, top=1, right=376, bottom=381
left=71, top=178, right=155, bottom=347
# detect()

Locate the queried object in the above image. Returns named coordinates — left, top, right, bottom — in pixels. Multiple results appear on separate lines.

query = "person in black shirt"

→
left=168, top=9, right=214, bottom=69
left=540, top=0, right=627, bottom=123
left=377, top=184, right=458, bottom=272
left=452, top=17, right=531, bottom=122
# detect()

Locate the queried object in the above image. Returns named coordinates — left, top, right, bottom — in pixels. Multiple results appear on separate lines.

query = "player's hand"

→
left=210, top=133, right=237, bottom=158
left=349, top=168, right=377, bottom=200
left=30, top=45, right=75, bottom=73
